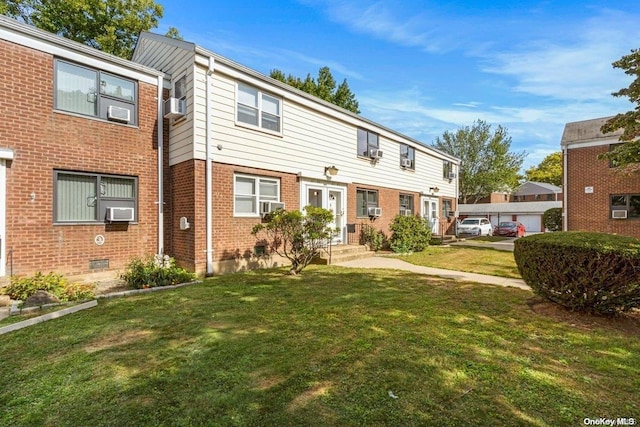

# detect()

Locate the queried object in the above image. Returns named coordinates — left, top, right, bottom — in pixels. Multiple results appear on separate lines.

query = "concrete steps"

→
left=313, top=244, right=373, bottom=265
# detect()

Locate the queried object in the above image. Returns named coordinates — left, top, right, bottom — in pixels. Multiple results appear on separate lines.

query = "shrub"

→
left=120, top=255, right=196, bottom=289
left=543, top=207, right=562, bottom=231
left=389, top=215, right=432, bottom=253
left=1, top=272, right=95, bottom=302
left=251, top=206, right=334, bottom=275
left=360, top=224, right=387, bottom=251
left=514, top=232, right=640, bottom=314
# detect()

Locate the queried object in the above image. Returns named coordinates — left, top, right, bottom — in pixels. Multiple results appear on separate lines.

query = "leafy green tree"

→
left=432, top=120, right=526, bottom=204
left=1, top=0, right=164, bottom=58
left=600, top=48, right=640, bottom=172
left=251, top=206, right=334, bottom=275
left=270, top=66, right=360, bottom=114
left=164, top=26, right=183, bottom=40
left=524, top=151, right=562, bottom=186
left=542, top=207, right=562, bottom=232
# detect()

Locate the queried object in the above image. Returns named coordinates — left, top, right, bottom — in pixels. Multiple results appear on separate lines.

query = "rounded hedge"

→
left=514, top=232, right=640, bottom=314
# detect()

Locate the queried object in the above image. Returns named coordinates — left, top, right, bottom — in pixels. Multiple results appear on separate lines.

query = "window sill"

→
left=53, top=109, right=139, bottom=129
left=234, top=121, right=283, bottom=138
left=54, top=222, right=139, bottom=226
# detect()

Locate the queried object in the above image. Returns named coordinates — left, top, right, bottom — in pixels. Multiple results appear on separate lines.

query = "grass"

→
left=397, top=246, right=521, bottom=278
left=0, top=266, right=638, bottom=426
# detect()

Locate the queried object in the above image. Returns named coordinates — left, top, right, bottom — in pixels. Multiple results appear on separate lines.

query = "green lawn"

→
left=1, top=266, right=638, bottom=426
left=397, top=246, right=521, bottom=278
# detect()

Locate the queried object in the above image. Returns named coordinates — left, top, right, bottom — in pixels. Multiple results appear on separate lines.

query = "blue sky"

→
left=155, top=0, right=639, bottom=169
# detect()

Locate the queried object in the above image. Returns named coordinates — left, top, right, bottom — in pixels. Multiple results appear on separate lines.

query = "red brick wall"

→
left=0, top=39, right=161, bottom=276
left=211, top=163, right=299, bottom=267
left=566, top=145, right=640, bottom=237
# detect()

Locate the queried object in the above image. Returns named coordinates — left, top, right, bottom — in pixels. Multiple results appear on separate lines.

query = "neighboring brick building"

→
left=0, top=16, right=166, bottom=277
left=133, top=32, right=460, bottom=275
left=561, top=117, right=638, bottom=237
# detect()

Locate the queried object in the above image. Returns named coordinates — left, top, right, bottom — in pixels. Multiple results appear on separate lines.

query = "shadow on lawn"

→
left=0, top=266, right=638, bottom=426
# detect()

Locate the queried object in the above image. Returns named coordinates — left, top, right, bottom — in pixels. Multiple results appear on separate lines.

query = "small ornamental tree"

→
left=251, top=205, right=334, bottom=275
left=543, top=207, right=562, bottom=231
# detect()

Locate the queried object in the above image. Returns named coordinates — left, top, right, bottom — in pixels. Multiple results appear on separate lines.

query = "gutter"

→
left=157, top=75, right=164, bottom=255
left=205, top=57, right=214, bottom=275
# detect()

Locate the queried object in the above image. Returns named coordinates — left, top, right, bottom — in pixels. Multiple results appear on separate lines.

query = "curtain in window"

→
left=100, top=73, right=135, bottom=101
left=56, top=174, right=96, bottom=221
left=260, top=180, right=278, bottom=201
left=56, top=62, right=97, bottom=116
left=237, top=84, right=259, bottom=126
left=101, top=177, right=134, bottom=198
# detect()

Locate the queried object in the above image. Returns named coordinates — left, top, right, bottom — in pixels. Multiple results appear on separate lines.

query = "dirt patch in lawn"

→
left=527, top=297, right=640, bottom=336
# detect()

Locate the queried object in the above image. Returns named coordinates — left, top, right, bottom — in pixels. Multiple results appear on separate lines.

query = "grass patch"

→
left=398, top=246, right=521, bottom=278
left=0, top=266, right=638, bottom=426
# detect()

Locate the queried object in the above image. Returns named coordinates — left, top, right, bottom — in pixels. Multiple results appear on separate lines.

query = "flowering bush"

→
left=120, top=255, right=196, bottom=289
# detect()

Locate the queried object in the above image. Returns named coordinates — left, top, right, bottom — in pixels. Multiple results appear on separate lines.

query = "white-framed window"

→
left=400, top=144, right=415, bottom=169
left=54, top=170, right=137, bottom=223
left=54, top=59, right=137, bottom=125
left=357, top=128, right=379, bottom=157
left=234, top=174, right=280, bottom=216
left=236, top=83, right=281, bottom=133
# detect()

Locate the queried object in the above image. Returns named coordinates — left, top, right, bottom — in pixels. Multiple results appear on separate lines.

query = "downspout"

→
left=562, top=146, right=568, bottom=231
left=205, top=57, right=215, bottom=275
left=157, top=75, right=164, bottom=255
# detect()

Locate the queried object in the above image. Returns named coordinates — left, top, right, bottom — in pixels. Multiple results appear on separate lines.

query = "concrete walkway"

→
left=333, top=256, right=530, bottom=290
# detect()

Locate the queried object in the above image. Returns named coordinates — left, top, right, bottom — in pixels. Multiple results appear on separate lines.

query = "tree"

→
left=524, top=151, right=562, bottom=186
left=270, top=66, right=360, bottom=114
left=251, top=206, right=334, bottom=275
left=542, top=207, right=562, bottom=232
left=432, top=120, right=526, bottom=204
left=1, top=0, right=164, bottom=58
left=599, top=48, right=640, bottom=173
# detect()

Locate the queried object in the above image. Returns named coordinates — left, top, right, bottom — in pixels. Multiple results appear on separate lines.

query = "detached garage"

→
left=458, top=201, right=561, bottom=234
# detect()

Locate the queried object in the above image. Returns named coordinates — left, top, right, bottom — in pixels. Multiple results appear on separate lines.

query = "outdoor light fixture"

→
left=429, top=186, right=440, bottom=193
left=324, top=165, right=339, bottom=176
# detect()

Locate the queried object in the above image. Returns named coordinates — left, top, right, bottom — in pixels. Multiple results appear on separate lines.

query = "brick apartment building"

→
left=561, top=117, right=639, bottom=237
left=0, top=15, right=167, bottom=277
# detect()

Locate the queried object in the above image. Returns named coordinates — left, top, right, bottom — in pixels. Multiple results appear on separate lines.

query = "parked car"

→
left=456, top=217, right=493, bottom=237
left=493, top=221, right=526, bottom=237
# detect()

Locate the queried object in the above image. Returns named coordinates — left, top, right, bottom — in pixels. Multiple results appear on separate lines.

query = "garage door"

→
left=517, top=215, right=542, bottom=233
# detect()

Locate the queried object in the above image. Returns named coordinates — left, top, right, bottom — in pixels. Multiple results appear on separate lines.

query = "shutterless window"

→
left=234, top=175, right=280, bottom=216
left=236, top=83, right=281, bottom=132
left=443, top=161, right=453, bottom=179
left=54, top=59, right=137, bottom=125
left=357, top=128, right=379, bottom=157
left=399, top=194, right=414, bottom=214
left=400, top=144, right=415, bottom=169
left=441, top=199, right=452, bottom=217
left=54, top=171, right=137, bottom=223
left=356, top=189, right=378, bottom=217
left=611, top=194, right=640, bottom=218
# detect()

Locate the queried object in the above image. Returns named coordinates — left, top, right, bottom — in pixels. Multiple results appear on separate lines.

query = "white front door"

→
left=303, top=182, right=346, bottom=244
left=421, top=196, right=439, bottom=235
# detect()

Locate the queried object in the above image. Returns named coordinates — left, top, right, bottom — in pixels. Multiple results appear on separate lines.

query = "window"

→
left=174, top=74, right=187, bottom=101
left=443, top=160, right=453, bottom=179
left=54, top=171, right=137, bottom=223
left=356, top=189, right=378, bottom=217
left=400, top=144, right=415, bottom=169
left=357, top=128, right=379, bottom=157
left=399, top=194, right=414, bottom=214
left=441, top=199, right=452, bottom=217
left=54, top=59, right=137, bottom=125
left=236, top=83, right=281, bottom=132
left=234, top=175, right=280, bottom=216
left=610, top=194, right=640, bottom=218
left=546, top=194, right=554, bottom=201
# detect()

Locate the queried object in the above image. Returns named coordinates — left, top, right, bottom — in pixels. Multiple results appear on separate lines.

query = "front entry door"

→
left=304, top=183, right=345, bottom=244
left=0, top=159, right=6, bottom=277
left=422, top=196, right=439, bottom=235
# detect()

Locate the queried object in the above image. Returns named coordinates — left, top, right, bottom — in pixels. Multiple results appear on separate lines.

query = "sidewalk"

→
left=333, top=256, right=530, bottom=290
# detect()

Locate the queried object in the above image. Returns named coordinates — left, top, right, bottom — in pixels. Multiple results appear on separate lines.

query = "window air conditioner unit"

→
left=402, top=209, right=412, bottom=216
left=163, top=97, right=186, bottom=119
left=107, top=105, right=131, bottom=123
left=260, top=201, right=285, bottom=217
left=400, top=158, right=412, bottom=168
left=368, top=149, right=383, bottom=159
left=612, top=210, right=628, bottom=219
left=107, top=207, right=135, bottom=222
left=368, top=207, right=382, bottom=217
left=448, top=172, right=457, bottom=179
